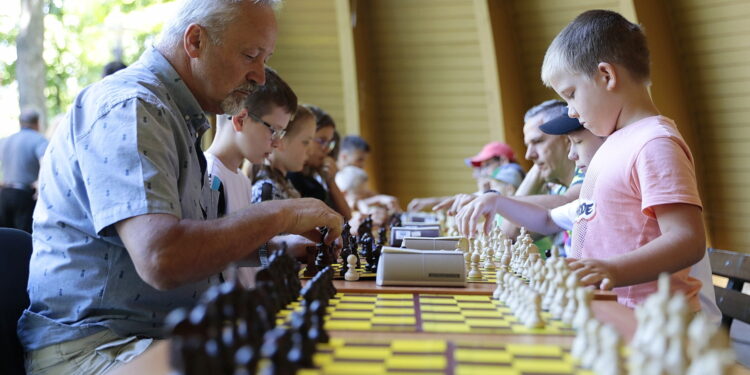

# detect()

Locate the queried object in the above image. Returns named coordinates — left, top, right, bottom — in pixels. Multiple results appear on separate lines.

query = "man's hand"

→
left=407, top=197, right=439, bottom=212
left=454, top=193, right=502, bottom=237
left=568, top=258, right=616, bottom=290
left=281, top=198, right=343, bottom=244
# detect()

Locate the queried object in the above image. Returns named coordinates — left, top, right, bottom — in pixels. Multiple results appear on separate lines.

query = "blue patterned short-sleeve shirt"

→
left=18, top=47, right=220, bottom=351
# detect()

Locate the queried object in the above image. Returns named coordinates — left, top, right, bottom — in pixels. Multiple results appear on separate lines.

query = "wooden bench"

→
left=708, top=248, right=750, bottom=327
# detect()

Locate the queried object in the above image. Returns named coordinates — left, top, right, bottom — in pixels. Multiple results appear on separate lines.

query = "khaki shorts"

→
left=26, top=329, right=155, bottom=375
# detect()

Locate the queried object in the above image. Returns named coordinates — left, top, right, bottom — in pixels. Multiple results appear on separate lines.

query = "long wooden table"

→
left=106, top=280, right=750, bottom=375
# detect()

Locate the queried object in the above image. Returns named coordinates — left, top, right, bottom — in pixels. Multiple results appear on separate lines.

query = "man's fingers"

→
left=433, top=197, right=454, bottom=212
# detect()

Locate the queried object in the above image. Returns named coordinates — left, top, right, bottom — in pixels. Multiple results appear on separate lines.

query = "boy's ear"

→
left=232, top=109, right=247, bottom=132
left=597, top=62, right=617, bottom=91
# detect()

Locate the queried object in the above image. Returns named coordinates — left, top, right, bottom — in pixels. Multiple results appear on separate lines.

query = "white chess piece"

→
left=344, top=254, right=360, bottom=281
left=468, top=251, right=482, bottom=279
left=524, top=292, right=544, bottom=328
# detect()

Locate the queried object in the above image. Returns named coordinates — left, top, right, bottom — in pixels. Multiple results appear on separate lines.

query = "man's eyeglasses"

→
left=247, top=112, right=286, bottom=141
left=314, top=137, right=336, bottom=152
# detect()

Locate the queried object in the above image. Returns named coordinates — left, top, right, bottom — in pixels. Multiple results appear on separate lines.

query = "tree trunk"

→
left=16, top=0, right=47, bottom=130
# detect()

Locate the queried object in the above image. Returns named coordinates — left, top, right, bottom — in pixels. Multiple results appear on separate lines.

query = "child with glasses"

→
left=251, top=106, right=316, bottom=202
left=205, top=67, right=296, bottom=288
left=287, top=104, right=352, bottom=220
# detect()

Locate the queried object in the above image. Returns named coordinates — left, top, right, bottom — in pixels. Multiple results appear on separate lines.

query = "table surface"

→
left=106, top=283, right=748, bottom=375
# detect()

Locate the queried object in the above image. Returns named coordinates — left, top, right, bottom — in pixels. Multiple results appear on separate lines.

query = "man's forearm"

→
left=119, top=200, right=293, bottom=290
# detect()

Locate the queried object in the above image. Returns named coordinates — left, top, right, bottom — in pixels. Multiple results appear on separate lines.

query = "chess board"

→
left=279, top=293, right=574, bottom=336
left=295, top=338, right=591, bottom=375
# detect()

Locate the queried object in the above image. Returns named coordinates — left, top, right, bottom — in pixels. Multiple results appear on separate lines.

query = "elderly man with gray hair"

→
left=17, top=1, right=343, bottom=374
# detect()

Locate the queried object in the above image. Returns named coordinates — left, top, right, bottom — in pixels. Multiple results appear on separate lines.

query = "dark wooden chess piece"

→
left=363, top=236, right=375, bottom=273
left=302, top=245, right=318, bottom=277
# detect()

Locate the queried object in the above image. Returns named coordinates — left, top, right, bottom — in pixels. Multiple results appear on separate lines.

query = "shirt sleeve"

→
left=633, top=136, right=702, bottom=218
left=550, top=199, right=579, bottom=231
left=78, top=98, right=182, bottom=234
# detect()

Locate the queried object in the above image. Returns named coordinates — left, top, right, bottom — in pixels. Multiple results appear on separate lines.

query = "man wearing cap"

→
left=0, top=109, right=48, bottom=233
left=467, top=141, right=525, bottom=196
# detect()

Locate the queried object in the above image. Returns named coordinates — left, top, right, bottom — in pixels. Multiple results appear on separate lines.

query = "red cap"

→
left=468, top=142, right=515, bottom=167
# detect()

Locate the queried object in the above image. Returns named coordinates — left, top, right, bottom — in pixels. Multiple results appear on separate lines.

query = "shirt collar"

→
left=140, top=46, right=210, bottom=135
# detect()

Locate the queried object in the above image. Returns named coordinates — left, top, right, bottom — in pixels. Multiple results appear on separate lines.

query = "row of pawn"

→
left=629, top=273, right=735, bottom=375
left=571, top=319, right=624, bottom=375
left=493, top=268, right=544, bottom=328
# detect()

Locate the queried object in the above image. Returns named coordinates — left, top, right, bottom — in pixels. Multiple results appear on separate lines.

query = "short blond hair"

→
left=541, top=10, right=650, bottom=86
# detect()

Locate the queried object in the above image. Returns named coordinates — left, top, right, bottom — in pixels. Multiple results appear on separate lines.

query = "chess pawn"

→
left=483, top=247, right=496, bottom=271
left=572, top=287, right=593, bottom=330
left=344, top=255, right=359, bottom=281
left=580, top=319, right=601, bottom=369
left=492, top=269, right=505, bottom=299
left=468, top=251, right=482, bottom=279
left=464, top=251, right=472, bottom=272
left=593, top=325, right=623, bottom=375
left=664, top=335, right=687, bottom=375
left=561, top=274, right=579, bottom=325
left=524, top=292, right=544, bottom=328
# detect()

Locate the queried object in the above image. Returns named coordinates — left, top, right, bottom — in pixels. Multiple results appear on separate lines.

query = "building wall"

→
left=667, top=0, right=750, bottom=251
left=270, top=0, right=347, bottom=130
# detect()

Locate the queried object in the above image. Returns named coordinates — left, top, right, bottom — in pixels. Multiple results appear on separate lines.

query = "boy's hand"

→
left=454, top=193, right=502, bottom=237
left=569, top=258, right=616, bottom=290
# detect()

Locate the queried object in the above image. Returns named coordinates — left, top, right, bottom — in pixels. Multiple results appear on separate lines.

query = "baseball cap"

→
left=467, top=141, right=515, bottom=167
left=539, top=115, right=583, bottom=135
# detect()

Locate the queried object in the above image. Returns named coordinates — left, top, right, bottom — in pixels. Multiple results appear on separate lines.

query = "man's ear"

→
left=232, top=109, right=248, bottom=132
left=184, top=24, right=205, bottom=58
left=597, top=62, right=617, bottom=91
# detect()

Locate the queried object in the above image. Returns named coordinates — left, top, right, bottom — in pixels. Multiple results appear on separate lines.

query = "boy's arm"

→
left=455, top=192, right=564, bottom=237
left=569, top=203, right=705, bottom=289
left=500, top=184, right=581, bottom=238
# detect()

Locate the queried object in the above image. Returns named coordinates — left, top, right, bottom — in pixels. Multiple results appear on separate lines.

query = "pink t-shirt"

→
left=570, top=116, right=702, bottom=310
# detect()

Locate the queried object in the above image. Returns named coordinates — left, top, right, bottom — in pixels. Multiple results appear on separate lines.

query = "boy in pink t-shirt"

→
left=540, top=10, right=705, bottom=310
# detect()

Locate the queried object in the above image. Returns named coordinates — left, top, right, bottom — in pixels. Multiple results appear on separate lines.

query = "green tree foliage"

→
left=1, top=0, right=175, bottom=117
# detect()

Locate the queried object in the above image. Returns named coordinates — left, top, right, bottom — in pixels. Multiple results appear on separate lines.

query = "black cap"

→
left=539, top=115, right=583, bottom=135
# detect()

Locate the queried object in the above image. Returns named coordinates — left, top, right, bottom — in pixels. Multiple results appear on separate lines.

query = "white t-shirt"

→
left=206, top=152, right=258, bottom=288
left=550, top=198, right=721, bottom=325
left=205, top=153, right=253, bottom=213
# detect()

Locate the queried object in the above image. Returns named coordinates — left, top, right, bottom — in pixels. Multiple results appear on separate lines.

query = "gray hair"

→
left=524, top=99, right=567, bottom=123
left=158, top=0, right=281, bottom=47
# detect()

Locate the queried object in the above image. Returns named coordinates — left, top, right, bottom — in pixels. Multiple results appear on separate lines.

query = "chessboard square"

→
left=342, top=295, right=378, bottom=302
left=321, top=362, right=387, bottom=375
left=330, top=311, right=374, bottom=319
left=376, top=300, right=414, bottom=307
left=453, top=295, right=490, bottom=302
left=334, top=303, right=376, bottom=311
left=420, top=304, right=461, bottom=313
left=506, top=344, right=563, bottom=357
left=513, top=359, right=573, bottom=373
left=422, top=322, right=470, bottom=332
left=422, top=313, right=464, bottom=322
left=455, top=349, right=512, bottom=363
left=375, top=308, right=414, bottom=315
left=325, top=320, right=372, bottom=330
left=387, top=372, right=444, bottom=375
left=334, top=347, right=391, bottom=360
left=461, top=310, right=502, bottom=318
left=312, top=353, right=334, bottom=367
left=465, top=318, right=510, bottom=328
left=456, top=365, right=517, bottom=375
left=371, top=316, right=416, bottom=325
left=377, top=294, right=413, bottom=299
left=296, top=369, right=318, bottom=375
left=385, top=355, right=446, bottom=370
left=419, top=298, right=456, bottom=305
left=391, top=340, right=447, bottom=352
left=456, top=302, right=495, bottom=309
left=510, top=326, right=565, bottom=335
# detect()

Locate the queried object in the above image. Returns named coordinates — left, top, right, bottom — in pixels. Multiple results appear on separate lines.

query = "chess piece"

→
left=468, top=250, right=482, bottom=279
left=524, top=292, right=544, bottom=328
left=593, top=325, right=623, bottom=375
left=484, top=246, right=495, bottom=271
left=344, top=255, right=360, bottom=281
left=572, top=287, right=593, bottom=330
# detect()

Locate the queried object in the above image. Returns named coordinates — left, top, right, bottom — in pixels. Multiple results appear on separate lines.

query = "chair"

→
left=708, top=248, right=750, bottom=327
left=0, top=228, right=32, bottom=375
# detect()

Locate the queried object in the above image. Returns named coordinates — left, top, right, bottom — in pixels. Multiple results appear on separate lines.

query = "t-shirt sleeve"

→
left=550, top=199, right=579, bottom=231
left=633, top=136, right=702, bottom=218
left=78, top=98, right=181, bottom=234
